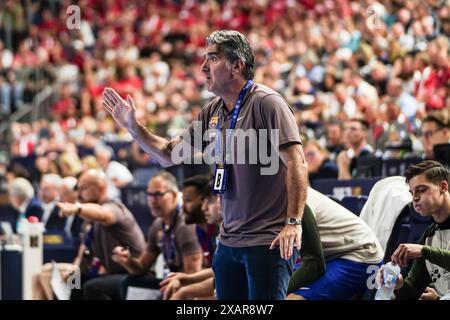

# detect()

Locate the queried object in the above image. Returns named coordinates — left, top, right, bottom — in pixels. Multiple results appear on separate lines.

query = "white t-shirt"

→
left=306, top=187, right=384, bottom=264
left=106, top=161, right=133, bottom=199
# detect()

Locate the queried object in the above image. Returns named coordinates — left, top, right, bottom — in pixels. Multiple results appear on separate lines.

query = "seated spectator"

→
left=39, top=173, right=66, bottom=232
left=161, top=186, right=223, bottom=300
left=32, top=169, right=146, bottom=300
left=287, top=187, right=384, bottom=300
left=379, top=97, right=413, bottom=157
left=304, top=140, right=338, bottom=182
left=337, top=118, right=375, bottom=179
left=182, top=175, right=218, bottom=267
left=7, top=177, right=43, bottom=231
left=94, top=144, right=133, bottom=199
left=377, top=161, right=450, bottom=300
left=324, top=120, right=345, bottom=161
left=59, top=176, right=83, bottom=239
left=58, top=152, right=83, bottom=178
left=83, top=171, right=203, bottom=300
left=419, top=109, right=450, bottom=159
left=81, top=155, right=100, bottom=171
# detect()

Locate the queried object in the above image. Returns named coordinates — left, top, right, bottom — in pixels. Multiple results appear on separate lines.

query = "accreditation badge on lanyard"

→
left=213, top=80, right=253, bottom=194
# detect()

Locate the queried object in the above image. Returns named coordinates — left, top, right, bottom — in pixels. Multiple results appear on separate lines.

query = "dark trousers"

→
left=83, top=274, right=162, bottom=300
left=83, top=274, right=128, bottom=300
left=212, top=242, right=298, bottom=300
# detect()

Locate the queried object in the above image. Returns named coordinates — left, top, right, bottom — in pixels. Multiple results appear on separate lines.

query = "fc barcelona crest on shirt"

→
left=209, top=116, right=218, bottom=129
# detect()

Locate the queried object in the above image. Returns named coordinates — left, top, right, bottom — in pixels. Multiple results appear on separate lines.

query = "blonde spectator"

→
left=58, top=152, right=82, bottom=178
left=81, top=155, right=101, bottom=171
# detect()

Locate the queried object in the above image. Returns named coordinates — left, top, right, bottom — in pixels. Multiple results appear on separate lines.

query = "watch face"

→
left=287, top=217, right=301, bottom=225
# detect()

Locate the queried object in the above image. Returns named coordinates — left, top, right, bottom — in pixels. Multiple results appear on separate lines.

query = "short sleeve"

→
left=176, top=224, right=202, bottom=257
left=260, top=94, right=302, bottom=148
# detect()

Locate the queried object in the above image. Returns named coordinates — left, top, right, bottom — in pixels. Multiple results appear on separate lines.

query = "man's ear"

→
left=232, top=59, right=245, bottom=76
left=440, top=180, right=448, bottom=194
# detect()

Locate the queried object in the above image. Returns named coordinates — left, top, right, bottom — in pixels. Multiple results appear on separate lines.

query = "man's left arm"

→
left=270, top=143, right=308, bottom=260
left=422, top=246, right=450, bottom=272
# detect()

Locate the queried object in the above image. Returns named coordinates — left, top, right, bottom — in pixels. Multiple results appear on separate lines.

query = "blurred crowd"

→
left=0, top=0, right=449, bottom=186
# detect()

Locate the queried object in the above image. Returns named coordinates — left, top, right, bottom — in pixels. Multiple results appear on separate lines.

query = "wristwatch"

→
left=286, top=217, right=302, bottom=225
left=74, top=202, right=83, bottom=215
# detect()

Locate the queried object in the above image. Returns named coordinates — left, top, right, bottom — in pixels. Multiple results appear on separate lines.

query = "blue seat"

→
left=132, top=166, right=160, bottom=186
left=43, top=231, right=79, bottom=263
left=0, top=205, right=18, bottom=234
left=383, top=204, right=432, bottom=265
left=105, top=141, right=132, bottom=160
left=407, top=204, right=433, bottom=244
left=341, top=196, right=368, bottom=216
left=382, top=157, right=422, bottom=177
left=311, top=177, right=382, bottom=197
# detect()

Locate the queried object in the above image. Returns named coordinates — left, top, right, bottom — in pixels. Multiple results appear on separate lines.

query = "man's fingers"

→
left=163, top=286, right=172, bottom=300
left=104, top=88, right=118, bottom=103
left=391, top=246, right=402, bottom=265
left=287, top=237, right=294, bottom=260
left=103, top=101, right=113, bottom=114
left=279, top=238, right=286, bottom=259
left=159, top=276, right=172, bottom=287
left=295, top=233, right=301, bottom=249
left=375, top=269, right=382, bottom=287
left=127, top=95, right=135, bottom=110
left=108, top=87, right=125, bottom=104
left=269, top=238, right=278, bottom=250
left=398, top=247, right=407, bottom=266
left=103, top=94, right=116, bottom=109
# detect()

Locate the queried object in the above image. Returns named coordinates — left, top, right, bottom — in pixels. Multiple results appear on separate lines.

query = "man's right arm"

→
left=112, top=247, right=157, bottom=275
left=125, top=250, right=157, bottom=275
left=128, top=121, right=182, bottom=168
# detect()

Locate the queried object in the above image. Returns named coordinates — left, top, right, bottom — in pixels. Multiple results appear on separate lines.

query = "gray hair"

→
left=41, top=173, right=63, bottom=188
left=94, top=144, right=113, bottom=159
left=206, top=30, right=255, bottom=80
left=61, top=176, right=78, bottom=191
left=9, top=177, right=35, bottom=200
left=152, top=171, right=179, bottom=193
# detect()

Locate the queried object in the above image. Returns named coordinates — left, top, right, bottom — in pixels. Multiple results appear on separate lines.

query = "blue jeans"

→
left=212, top=242, right=298, bottom=300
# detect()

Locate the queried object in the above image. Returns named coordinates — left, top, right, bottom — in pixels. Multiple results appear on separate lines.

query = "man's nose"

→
left=201, top=60, right=209, bottom=71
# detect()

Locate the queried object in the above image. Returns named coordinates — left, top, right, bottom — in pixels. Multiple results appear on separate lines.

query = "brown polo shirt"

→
left=146, top=212, right=202, bottom=272
left=185, top=83, right=302, bottom=247
left=92, top=200, right=146, bottom=274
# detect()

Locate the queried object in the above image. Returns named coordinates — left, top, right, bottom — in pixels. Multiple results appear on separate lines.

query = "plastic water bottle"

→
left=16, top=213, right=27, bottom=234
left=375, top=262, right=401, bottom=300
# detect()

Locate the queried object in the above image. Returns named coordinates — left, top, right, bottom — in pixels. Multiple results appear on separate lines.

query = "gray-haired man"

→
left=103, top=30, right=308, bottom=300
